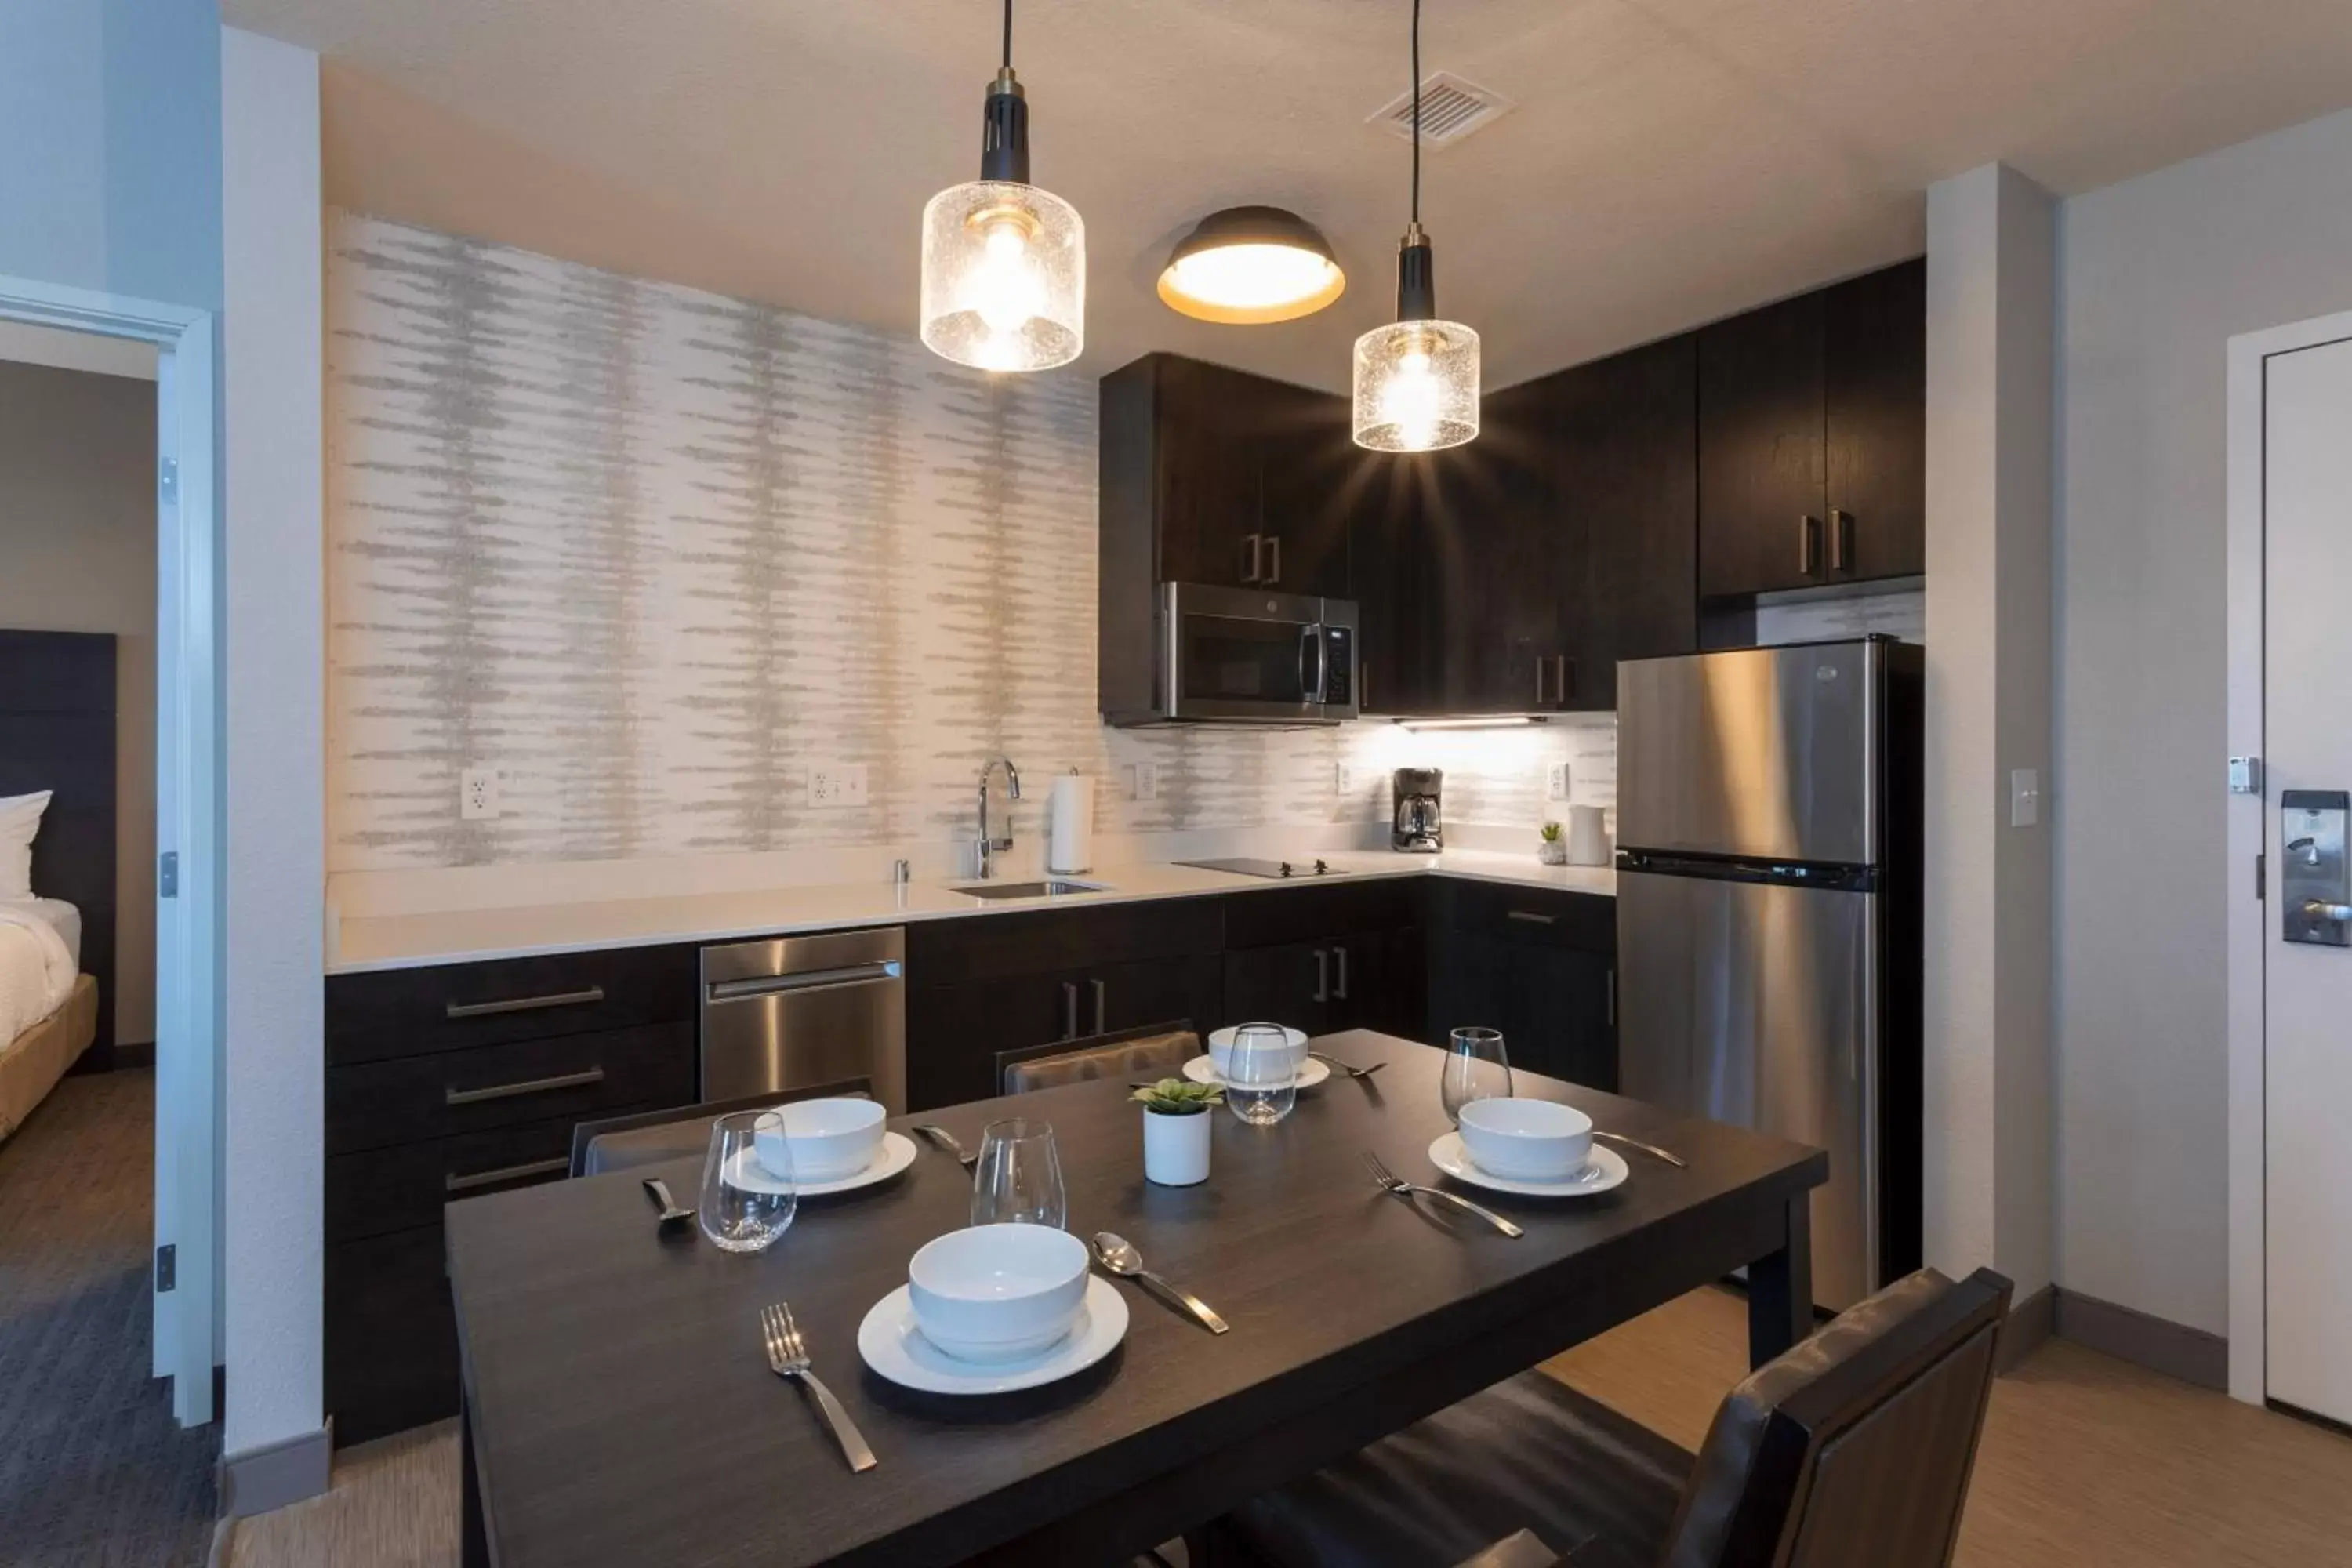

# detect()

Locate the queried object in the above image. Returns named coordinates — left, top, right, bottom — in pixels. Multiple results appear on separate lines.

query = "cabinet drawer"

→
left=325, top=942, right=699, bottom=1066
left=906, top=898, right=1223, bottom=989
left=327, top=1109, right=648, bottom=1243
left=1221, top=877, right=1423, bottom=949
left=325, top=1225, right=458, bottom=1445
left=1430, top=880, right=1615, bottom=952
left=325, top=1022, right=694, bottom=1156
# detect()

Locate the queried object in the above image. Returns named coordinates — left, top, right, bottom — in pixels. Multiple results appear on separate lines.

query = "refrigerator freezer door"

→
left=1616, top=641, right=1878, bottom=864
left=1617, top=867, right=1878, bottom=1310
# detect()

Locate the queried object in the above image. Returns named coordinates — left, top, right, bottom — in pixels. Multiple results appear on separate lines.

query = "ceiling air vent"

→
left=1367, top=72, right=1515, bottom=150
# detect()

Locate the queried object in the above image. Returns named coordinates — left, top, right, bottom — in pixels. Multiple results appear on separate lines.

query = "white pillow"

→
left=0, top=791, right=50, bottom=901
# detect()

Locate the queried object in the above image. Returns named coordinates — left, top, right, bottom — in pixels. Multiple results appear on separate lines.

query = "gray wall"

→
left=0, top=358, right=158, bottom=1047
left=2056, top=107, right=2352, bottom=1337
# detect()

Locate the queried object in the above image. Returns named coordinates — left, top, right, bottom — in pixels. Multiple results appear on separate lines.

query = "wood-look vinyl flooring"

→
left=223, top=1287, right=2352, bottom=1567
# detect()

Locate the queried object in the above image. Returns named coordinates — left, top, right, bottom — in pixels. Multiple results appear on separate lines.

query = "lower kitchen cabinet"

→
left=324, top=1226, right=460, bottom=1446
left=1427, top=883, right=1617, bottom=1091
left=1220, top=880, right=1427, bottom=1040
left=906, top=953, right=1227, bottom=1108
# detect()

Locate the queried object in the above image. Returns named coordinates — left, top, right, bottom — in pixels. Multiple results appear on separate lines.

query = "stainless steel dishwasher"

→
left=699, top=927, right=906, bottom=1112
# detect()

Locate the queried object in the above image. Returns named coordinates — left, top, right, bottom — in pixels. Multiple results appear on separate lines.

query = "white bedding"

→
left=20, top=897, right=80, bottom=971
left=0, top=899, right=78, bottom=1042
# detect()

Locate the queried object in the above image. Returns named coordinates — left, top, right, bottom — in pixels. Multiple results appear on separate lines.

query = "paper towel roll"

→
left=1564, top=804, right=1610, bottom=866
left=1047, top=771, right=1095, bottom=875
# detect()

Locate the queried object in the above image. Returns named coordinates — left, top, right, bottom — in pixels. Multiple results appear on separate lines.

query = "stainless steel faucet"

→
left=975, top=757, right=1022, bottom=878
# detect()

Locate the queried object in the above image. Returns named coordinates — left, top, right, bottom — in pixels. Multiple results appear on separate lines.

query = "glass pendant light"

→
left=920, top=0, right=1084, bottom=372
left=1158, top=206, right=1347, bottom=324
left=1352, top=0, right=1479, bottom=451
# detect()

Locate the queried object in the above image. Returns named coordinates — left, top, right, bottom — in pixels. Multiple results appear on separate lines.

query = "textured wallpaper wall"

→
left=326, top=212, right=1613, bottom=874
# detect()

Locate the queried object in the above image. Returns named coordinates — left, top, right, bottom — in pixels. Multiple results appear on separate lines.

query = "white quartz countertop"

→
left=328, top=849, right=1617, bottom=974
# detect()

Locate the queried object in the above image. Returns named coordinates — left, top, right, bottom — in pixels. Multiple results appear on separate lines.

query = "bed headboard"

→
left=0, top=630, right=116, bottom=1047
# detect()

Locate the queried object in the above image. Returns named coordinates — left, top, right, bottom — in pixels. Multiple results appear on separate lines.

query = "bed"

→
left=0, top=630, right=115, bottom=1140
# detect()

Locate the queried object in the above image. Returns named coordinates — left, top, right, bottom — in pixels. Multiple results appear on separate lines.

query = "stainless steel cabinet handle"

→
left=1506, top=909, right=1556, bottom=925
left=1334, top=945, right=1349, bottom=1000
left=1556, top=655, right=1573, bottom=702
left=1062, top=981, right=1080, bottom=1040
left=1537, top=659, right=1549, bottom=705
left=445, top=1156, right=569, bottom=1192
left=445, top=985, right=604, bottom=1020
left=1606, top=968, right=1617, bottom=1028
left=444, top=1066, right=605, bottom=1107
left=1241, top=532, right=1263, bottom=583
left=1829, top=508, right=1853, bottom=572
left=706, top=962, right=900, bottom=1003
left=1800, top=514, right=1823, bottom=575
left=1264, top=535, right=1280, bottom=586
left=1313, top=949, right=1330, bottom=1004
left=1092, top=977, right=1107, bottom=1034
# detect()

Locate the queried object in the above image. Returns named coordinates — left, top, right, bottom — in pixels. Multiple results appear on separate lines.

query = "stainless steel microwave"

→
left=1114, top=582, right=1358, bottom=726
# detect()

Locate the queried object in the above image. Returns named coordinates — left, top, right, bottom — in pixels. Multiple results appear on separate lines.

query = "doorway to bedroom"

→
left=0, top=321, right=221, bottom=1564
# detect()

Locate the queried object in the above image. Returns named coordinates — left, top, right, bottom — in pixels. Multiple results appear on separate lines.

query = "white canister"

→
left=1565, top=804, right=1611, bottom=866
left=1142, top=1107, right=1211, bottom=1186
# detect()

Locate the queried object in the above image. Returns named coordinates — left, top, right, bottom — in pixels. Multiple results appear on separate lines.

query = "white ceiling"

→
left=227, top=0, right=2352, bottom=393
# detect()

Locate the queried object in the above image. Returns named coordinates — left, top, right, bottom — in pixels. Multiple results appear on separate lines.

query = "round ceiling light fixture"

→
left=1157, top=206, right=1347, bottom=325
left=919, top=0, right=1085, bottom=373
left=1352, top=0, right=1479, bottom=452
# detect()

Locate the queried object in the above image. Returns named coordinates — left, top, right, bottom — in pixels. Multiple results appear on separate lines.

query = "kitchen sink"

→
left=951, top=879, right=1110, bottom=901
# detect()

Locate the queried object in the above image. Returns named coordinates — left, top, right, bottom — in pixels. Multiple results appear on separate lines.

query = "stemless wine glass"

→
left=700, top=1109, right=797, bottom=1254
left=971, top=1117, right=1067, bottom=1229
left=1225, top=1022, right=1298, bottom=1127
left=1442, top=1026, right=1513, bottom=1124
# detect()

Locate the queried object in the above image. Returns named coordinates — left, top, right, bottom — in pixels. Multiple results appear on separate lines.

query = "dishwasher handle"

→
left=706, top=960, right=902, bottom=1004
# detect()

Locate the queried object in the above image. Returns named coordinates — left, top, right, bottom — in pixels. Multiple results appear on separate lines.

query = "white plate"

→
left=1181, top=1054, right=1331, bottom=1091
left=1428, top=1132, right=1628, bottom=1197
left=724, top=1131, right=919, bottom=1197
left=857, top=1274, right=1130, bottom=1395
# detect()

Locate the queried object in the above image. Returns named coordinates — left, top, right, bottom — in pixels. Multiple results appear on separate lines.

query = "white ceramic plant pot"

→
left=1538, top=838, right=1569, bottom=866
left=1142, top=1107, right=1211, bottom=1186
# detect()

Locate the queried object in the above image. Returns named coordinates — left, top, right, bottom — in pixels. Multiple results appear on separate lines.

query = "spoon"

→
left=641, top=1176, right=695, bottom=1229
left=1091, top=1232, right=1229, bottom=1334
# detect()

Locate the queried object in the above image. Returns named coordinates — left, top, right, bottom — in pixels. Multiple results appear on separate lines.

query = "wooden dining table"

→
left=445, top=1030, right=1826, bottom=1568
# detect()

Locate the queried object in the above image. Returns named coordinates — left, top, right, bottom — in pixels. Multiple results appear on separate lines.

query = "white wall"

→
left=220, top=27, right=325, bottom=1466
left=1923, top=165, right=2056, bottom=1301
left=2056, top=107, right=2352, bottom=1337
left=0, top=358, right=161, bottom=1045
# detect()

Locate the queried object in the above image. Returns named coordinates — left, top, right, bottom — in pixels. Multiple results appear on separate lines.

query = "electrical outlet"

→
left=808, top=762, right=870, bottom=808
left=1131, top=760, right=1160, bottom=803
left=460, top=767, right=503, bottom=822
left=1547, top=761, right=1571, bottom=802
left=1335, top=760, right=1356, bottom=796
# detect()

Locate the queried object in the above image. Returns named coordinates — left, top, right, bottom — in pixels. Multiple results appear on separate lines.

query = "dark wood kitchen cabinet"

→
left=1099, top=352, right=1354, bottom=599
left=1426, top=880, right=1616, bottom=1091
left=1698, top=259, right=1925, bottom=599
left=1221, top=879, right=1425, bottom=1039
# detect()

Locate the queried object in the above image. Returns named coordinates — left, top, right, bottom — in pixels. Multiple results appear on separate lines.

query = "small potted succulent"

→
left=1538, top=821, right=1569, bottom=865
left=1132, top=1078, right=1221, bottom=1186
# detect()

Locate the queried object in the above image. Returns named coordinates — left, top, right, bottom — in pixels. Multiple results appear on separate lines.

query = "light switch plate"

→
left=1335, top=760, right=1355, bottom=797
left=1131, top=760, right=1160, bottom=803
left=2009, top=768, right=2040, bottom=828
left=1547, top=761, right=1571, bottom=802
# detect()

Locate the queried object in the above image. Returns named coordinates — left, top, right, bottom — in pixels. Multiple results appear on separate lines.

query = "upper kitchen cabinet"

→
left=1697, top=259, right=1925, bottom=599
left=1098, top=353, right=1353, bottom=598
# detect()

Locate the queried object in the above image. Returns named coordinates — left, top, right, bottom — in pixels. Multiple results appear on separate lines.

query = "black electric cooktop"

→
left=1176, top=857, right=1352, bottom=880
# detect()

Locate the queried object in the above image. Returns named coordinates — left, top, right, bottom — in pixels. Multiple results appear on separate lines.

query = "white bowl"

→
left=1456, top=1098, right=1594, bottom=1181
left=755, top=1097, right=886, bottom=1181
left=1209, top=1024, right=1309, bottom=1080
left=907, top=1224, right=1090, bottom=1363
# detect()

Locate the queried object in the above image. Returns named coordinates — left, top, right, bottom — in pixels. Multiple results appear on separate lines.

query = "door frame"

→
left=0, top=272, right=221, bottom=1426
left=2223, top=307, right=2352, bottom=1408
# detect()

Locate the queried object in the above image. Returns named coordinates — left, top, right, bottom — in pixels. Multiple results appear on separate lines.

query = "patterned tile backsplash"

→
left=326, top=212, right=1617, bottom=876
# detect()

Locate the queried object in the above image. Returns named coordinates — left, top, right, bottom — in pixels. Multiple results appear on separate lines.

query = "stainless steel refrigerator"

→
left=1614, top=637, right=1923, bottom=1312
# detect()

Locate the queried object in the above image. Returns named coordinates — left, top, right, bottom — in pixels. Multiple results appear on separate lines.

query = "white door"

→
left=2263, top=332, right=2352, bottom=1426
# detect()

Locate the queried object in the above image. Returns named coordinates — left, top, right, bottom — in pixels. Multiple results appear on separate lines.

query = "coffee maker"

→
left=1392, top=768, right=1443, bottom=853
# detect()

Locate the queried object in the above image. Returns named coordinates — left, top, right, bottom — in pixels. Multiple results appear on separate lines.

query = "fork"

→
left=912, top=1123, right=978, bottom=1169
left=1308, top=1051, right=1387, bottom=1080
left=1363, top=1151, right=1524, bottom=1238
left=760, top=1301, right=878, bottom=1472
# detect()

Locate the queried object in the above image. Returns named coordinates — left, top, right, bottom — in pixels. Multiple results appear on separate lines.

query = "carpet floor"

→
left=0, top=1068, right=218, bottom=1568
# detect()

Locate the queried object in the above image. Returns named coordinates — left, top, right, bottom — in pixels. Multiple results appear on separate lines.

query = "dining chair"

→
left=995, top=1019, right=1200, bottom=1095
left=1201, top=1265, right=2014, bottom=1568
left=567, top=1076, right=873, bottom=1178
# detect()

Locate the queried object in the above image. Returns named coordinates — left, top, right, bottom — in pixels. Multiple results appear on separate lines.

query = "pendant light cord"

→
left=1410, top=0, right=1422, bottom=224
left=1003, top=0, right=1014, bottom=71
